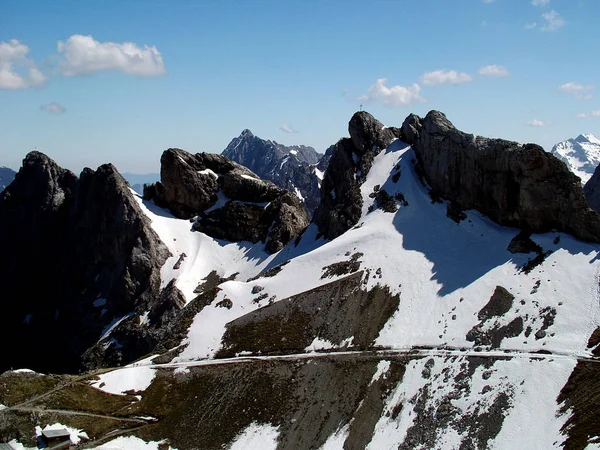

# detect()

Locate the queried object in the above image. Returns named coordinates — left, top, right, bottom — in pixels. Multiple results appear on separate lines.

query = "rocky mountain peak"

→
left=403, top=110, right=600, bottom=243
left=550, top=133, right=600, bottom=183
left=222, top=130, right=327, bottom=215
left=348, top=111, right=398, bottom=155
left=144, top=148, right=309, bottom=253
left=240, top=128, right=254, bottom=138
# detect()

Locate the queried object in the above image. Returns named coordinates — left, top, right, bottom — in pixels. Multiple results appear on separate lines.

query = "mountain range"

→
left=550, top=134, right=600, bottom=184
left=0, top=113, right=600, bottom=449
left=222, top=129, right=331, bottom=216
left=0, top=167, right=16, bottom=192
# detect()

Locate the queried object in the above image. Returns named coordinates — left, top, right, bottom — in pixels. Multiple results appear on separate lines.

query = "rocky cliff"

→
left=314, top=111, right=400, bottom=239
left=144, top=148, right=309, bottom=253
left=222, top=130, right=328, bottom=216
left=0, top=152, right=173, bottom=373
left=402, top=111, right=600, bottom=243
left=584, top=164, right=600, bottom=213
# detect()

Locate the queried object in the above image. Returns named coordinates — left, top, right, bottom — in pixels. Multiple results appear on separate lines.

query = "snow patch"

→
left=36, top=423, right=89, bottom=445
left=229, top=422, right=279, bottom=450
left=91, top=436, right=177, bottom=449
left=93, top=298, right=107, bottom=307
left=90, top=366, right=156, bottom=395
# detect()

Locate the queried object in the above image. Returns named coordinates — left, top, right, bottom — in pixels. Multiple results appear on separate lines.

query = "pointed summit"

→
left=240, top=129, right=254, bottom=138
left=551, top=133, right=600, bottom=183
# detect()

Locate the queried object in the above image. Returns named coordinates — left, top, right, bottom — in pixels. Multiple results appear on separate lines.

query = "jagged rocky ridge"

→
left=401, top=111, right=600, bottom=243
left=551, top=134, right=600, bottom=184
left=3, top=111, right=600, bottom=449
left=584, top=165, right=600, bottom=214
left=0, top=152, right=172, bottom=373
left=314, top=111, right=400, bottom=239
left=143, top=148, right=309, bottom=253
left=222, top=129, right=331, bottom=216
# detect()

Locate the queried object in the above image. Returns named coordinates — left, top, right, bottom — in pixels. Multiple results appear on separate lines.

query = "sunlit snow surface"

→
left=228, top=422, right=280, bottom=450
left=127, top=140, right=600, bottom=448
left=91, top=436, right=177, bottom=449
left=551, top=133, right=600, bottom=183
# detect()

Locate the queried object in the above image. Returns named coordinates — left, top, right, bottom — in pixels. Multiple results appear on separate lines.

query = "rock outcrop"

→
left=314, top=111, right=400, bottom=240
left=402, top=111, right=600, bottom=243
left=144, top=148, right=309, bottom=253
left=584, top=164, right=600, bottom=213
left=0, top=152, right=173, bottom=373
left=222, top=130, right=328, bottom=216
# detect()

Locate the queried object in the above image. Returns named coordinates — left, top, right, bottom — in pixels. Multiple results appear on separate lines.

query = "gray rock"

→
left=222, top=130, right=328, bottom=216
left=402, top=111, right=600, bottom=243
left=146, top=148, right=309, bottom=254
left=584, top=164, right=600, bottom=213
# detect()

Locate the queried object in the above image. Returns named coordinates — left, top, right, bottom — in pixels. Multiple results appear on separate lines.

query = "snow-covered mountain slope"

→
left=551, top=134, right=600, bottom=183
left=70, top=137, right=600, bottom=449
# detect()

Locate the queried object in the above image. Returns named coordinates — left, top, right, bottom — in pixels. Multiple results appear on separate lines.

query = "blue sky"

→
left=1, top=0, right=599, bottom=173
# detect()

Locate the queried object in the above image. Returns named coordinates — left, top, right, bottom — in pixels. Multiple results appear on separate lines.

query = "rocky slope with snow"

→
left=551, top=134, right=600, bottom=184
left=222, top=129, right=330, bottom=216
left=1, top=112, right=600, bottom=449
left=0, top=166, right=15, bottom=191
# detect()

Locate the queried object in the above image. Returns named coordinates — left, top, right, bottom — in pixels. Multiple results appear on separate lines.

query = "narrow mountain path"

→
left=7, top=406, right=153, bottom=424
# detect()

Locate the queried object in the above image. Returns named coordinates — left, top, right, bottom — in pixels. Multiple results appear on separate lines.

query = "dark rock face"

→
left=584, top=164, right=600, bottom=213
left=0, top=152, right=173, bottom=373
left=348, top=112, right=398, bottom=156
left=402, top=111, right=600, bottom=243
left=0, top=166, right=16, bottom=192
left=314, top=111, right=400, bottom=240
left=222, top=130, right=329, bottom=216
left=145, top=148, right=309, bottom=253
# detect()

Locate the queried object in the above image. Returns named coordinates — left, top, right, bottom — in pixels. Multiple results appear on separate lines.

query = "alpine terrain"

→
left=551, top=134, right=600, bottom=184
left=222, top=129, right=331, bottom=216
left=1, top=111, right=600, bottom=450
left=0, top=167, right=16, bottom=191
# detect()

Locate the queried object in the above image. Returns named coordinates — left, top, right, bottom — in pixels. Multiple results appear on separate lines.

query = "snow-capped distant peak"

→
left=550, top=133, right=600, bottom=184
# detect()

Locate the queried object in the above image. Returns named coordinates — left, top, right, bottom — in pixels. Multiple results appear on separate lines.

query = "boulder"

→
left=402, top=111, right=600, bottom=243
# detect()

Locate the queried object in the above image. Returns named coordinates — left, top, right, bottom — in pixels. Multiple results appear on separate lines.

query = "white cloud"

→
left=0, top=39, right=47, bottom=89
left=482, top=0, right=496, bottom=3
left=575, top=110, right=600, bottom=118
left=532, top=0, right=550, bottom=6
left=540, top=10, right=564, bottom=31
left=524, top=22, right=537, bottom=29
left=478, top=65, right=509, bottom=77
left=420, top=70, right=473, bottom=86
left=40, top=102, right=66, bottom=115
left=559, top=82, right=594, bottom=100
left=57, top=34, right=165, bottom=77
left=279, top=123, right=297, bottom=134
left=358, top=78, right=423, bottom=107
left=527, top=119, right=549, bottom=127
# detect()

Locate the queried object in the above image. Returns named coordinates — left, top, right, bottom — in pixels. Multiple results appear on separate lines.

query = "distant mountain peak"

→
left=240, top=129, right=254, bottom=138
left=551, top=133, right=600, bottom=183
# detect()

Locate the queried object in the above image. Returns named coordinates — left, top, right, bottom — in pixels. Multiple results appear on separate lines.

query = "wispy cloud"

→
left=527, top=119, right=549, bottom=127
left=559, top=82, right=594, bottom=100
left=279, top=123, right=297, bottom=134
left=540, top=10, right=564, bottom=31
left=57, top=34, right=166, bottom=77
left=531, top=0, right=550, bottom=6
left=481, top=20, right=489, bottom=27
left=358, top=78, right=424, bottom=107
left=482, top=0, right=496, bottom=3
left=0, top=39, right=47, bottom=89
left=478, top=65, right=509, bottom=77
left=420, top=70, right=473, bottom=86
left=524, top=22, right=537, bottom=29
left=40, top=102, right=66, bottom=115
left=575, top=110, right=600, bottom=118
